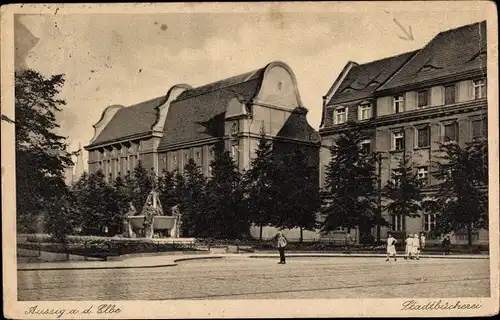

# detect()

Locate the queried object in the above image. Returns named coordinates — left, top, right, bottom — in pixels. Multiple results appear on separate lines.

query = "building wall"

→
left=320, top=74, right=488, bottom=244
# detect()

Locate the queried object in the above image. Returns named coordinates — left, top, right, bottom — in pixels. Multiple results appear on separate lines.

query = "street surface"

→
left=18, top=257, right=490, bottom=300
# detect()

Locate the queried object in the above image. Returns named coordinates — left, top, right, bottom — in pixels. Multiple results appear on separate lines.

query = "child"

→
left=413, top=234, right=420, bottom=260
left=404, top=234, right=413, bottom=260
left=386, top=232, right=397, bottom=261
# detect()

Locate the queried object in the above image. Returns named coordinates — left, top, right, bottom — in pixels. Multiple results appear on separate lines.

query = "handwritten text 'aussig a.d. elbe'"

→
left=25, top=304, right=122, bottom=318
left=401, top=300, right=482, bottom=311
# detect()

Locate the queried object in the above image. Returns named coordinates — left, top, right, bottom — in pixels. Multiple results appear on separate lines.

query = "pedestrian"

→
left=413, top=234, right=421, bottom=260
left=420, top=232, right=426, bottom=251
left=404, top=234, right=413, bottom=260
left=276, top=232, right=288, bottom=264
left=385, top=232, right=397, bottom=262
left=442, top=235, right=451, bottom=255
left=345, top=231, right=353, bottom=254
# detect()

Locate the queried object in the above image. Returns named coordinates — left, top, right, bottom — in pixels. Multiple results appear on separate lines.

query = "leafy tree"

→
left=205, top=143, right=248, bottom=239
left=273, top=147, right=320, bottom=243
left=424, top=139, right=488, bottom=246
left=14, top=69, right=73, bottom=232
left=321, top=128, right=378, bottom=234
left=243, top=130, right=277, bottom=240
left=178, top=159, right=208, bottom=237
left=382, top=153, right=424, bottom=227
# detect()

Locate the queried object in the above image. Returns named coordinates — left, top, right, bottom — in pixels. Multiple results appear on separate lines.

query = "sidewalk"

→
left=17, top=251, right=489, bottom=271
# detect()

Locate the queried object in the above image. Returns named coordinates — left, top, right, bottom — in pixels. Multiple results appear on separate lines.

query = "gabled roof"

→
left=327, top=50, right=418, bottom=105
left=158, top=68, right=265, bottom=148
left=90, top=96, right=166, bottom=146
left=377, top=21, right=487, bottom=92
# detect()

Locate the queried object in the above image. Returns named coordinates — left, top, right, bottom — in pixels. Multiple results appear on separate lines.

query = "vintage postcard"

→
left=2, top=1, right=499, bottom=318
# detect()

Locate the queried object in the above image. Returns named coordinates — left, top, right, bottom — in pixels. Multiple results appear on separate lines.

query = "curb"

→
left=248, top=254, right=490, bottom=260
left=17, top=255, right=227, bottom=271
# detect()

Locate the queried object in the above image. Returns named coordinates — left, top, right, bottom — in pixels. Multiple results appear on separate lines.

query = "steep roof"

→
left=90, top=96, right=166, bottom=146
left=158, top=67, right=265, bottom=148
left=327, top=50, right=418, bottom=105
left=378, top=21, right=487, bottom=92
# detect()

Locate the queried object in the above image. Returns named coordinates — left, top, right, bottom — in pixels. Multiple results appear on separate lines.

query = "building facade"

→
left=84, top=61, right=320, bottom=239
left=319, top=21, right=488, bottom=245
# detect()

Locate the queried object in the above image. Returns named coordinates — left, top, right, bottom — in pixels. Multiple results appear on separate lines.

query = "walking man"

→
left=386, top=232, right=397, bottom=262
left=442, top=235, right=451, bottom=255
left=276, top=232, right=288, bottom=264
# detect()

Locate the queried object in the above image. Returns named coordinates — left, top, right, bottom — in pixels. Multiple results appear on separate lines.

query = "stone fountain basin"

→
left=129, top=216, right=176, bottom=230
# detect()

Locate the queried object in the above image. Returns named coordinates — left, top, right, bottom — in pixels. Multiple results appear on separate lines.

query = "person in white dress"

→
left=386, top=232, right=397, bottom=261
left=413, top=234, right=421, bottom=260
left=420, top=232, right=426, bottom=251
left=404, top=234, right=413, bottom=260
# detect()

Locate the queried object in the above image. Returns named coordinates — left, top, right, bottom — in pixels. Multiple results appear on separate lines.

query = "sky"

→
left=15, top=3, right=490, bottom=168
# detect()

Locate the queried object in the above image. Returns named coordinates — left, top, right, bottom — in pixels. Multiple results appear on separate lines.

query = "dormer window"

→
left=358, top=103, right=372, bottom=121
left=333, top=107, right=348, bottom=125
left=393, top=95, right=404, bottom=113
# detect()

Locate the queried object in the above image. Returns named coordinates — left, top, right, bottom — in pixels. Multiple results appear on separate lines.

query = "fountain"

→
left=125, top=189, right=180, bottom=239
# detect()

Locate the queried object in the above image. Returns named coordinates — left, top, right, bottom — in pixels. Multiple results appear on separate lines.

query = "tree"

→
left=129, top=161, right=153, bottom=212
left=321, top=128, right=378, bottom=234
left=424, top=139, right=488, bottom=246
left=178, top=159, right=208, bottom=237
left=157, top=169, right=178, bottom=212
left=205, top=143, right=248, bottom=239
left=73, top=170, right=120, bottom=235
left=14, top=69, right=73, bottom=232
left=382, top=153, right=424, bottom=229
left=242, top=130, right=277, bottom=240
left=273, top=147, right=320, bottom=243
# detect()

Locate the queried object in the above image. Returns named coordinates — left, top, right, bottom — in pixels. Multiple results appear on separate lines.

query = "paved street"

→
left=18, top=256, right=490, bottom=300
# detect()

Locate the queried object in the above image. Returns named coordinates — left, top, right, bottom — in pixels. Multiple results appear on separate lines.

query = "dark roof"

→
left=90, top=96, right=166, bottom=145
left=378, top=21, right=487, bottom=91
left=327, top=50, right=418, bottom=106
left=159, top=69, right=264, bottom=148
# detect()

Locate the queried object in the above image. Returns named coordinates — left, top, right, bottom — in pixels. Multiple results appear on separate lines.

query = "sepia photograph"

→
left=2, top=2, right=499, bottom=318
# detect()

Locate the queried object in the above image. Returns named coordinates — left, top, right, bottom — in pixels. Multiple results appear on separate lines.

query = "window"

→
left=172, top=155, right=177, bottom=164
left=444, top=84, right=456, bottom=104
left=417, top=126, right=430, bottom=148
left=210, top=148, right=215, bottom=157
left=184, top=151, right=189, bottom=159
left=393, top=131, right=404, bottom=151
left=423, top=213, right=436, bottom=232
left=417, top=166, right=429, bottom=185
left=360, top=138, right=371, bottom=153
left=196, top=151, right=201, bottom=159
left=391, top=169, right=403, bottom=185
left=231, top=145, right=238, bottom=159
left=391, top=214, right=405, bottom=231
left=393, top=95, right=404, bottom=113
left=472, top=119, right=486, bottom=139
left=358, top=103, right=372, bottom=120
left=208, top=166, right=213, bottom=176
left=473, top=79, right=486, bottom=99
left=231, top=121, right=239, bottom=136
left=443, top=122, right=458, bottom=142
left=334, top=107, right=347, bottom=124
left=417, top=90, right=429, bottom=108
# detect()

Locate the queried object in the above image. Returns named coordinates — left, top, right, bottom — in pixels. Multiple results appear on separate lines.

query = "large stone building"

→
left=319, top=21, right=488, bottom=245
left=84, top=61, right=320, bottom=238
